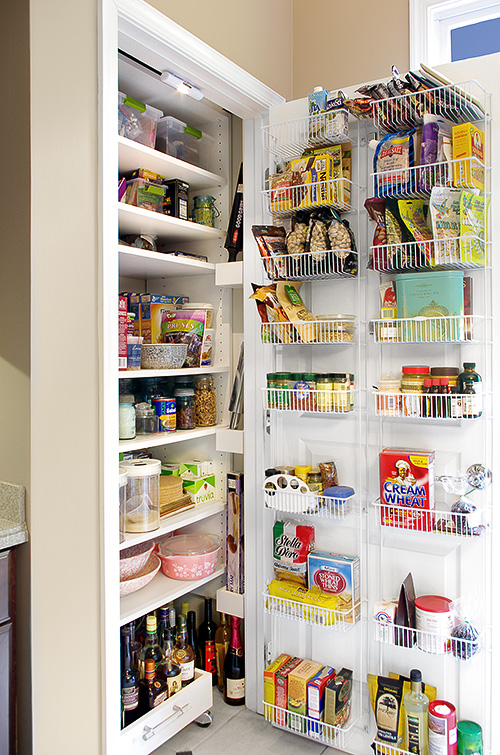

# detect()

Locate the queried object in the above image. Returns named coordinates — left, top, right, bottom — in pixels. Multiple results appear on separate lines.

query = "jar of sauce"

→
left=377, top=373, right=402, bottom=416
left=401, top=365, right=430, bottom=417
left=316, top=374, right=334, bottom=412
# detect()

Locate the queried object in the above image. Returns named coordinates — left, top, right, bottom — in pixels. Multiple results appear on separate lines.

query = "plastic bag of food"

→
left=364, top=197, right=387, bottom=269
left=429, top=187, right=461, bottom=264
left=275, top=281, right=316, bottom=342
left=460, top=191, right=488, bottom=265
left=305, top=214, right=329, bottom=263
left=286, top=212, right=309, bottom=267
left=374, top=130, right=416, bottom=197
left=252, top=225, right=287, bottom=279
left=420, top=114, right=453, bottom=191
left=398, top=200, right=433, bottom=261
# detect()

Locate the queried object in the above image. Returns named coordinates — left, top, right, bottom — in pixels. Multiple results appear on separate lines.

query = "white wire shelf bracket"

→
left=261, top=249, right=358, bottom=281
left=263, top=700, right=358, bottom=750
left=262, top=110, right=352, bottom=159
left=373, top=391, right=487, bottom=421
left=263, top=387, right=355, bottom=414
left=370, top=315, right=485, bottom=344
left=371, top=80, right=488, bottom=132
left=263, top=479, right=356, bottom=520
left=261, top=320, right=356, bottom=345
left=370, top=236, right=489, bottom=272
left=372, top=618, right=483, bottom=661
left=263, top=178, right=354, bottom=217
left=372, top=156, right=487, bottom=199
left=263, top=590, right=360, bottom=631
left=372, top=499, right=488, bottom=539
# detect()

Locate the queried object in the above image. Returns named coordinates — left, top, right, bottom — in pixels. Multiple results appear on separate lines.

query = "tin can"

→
left=152, top=397, right=176, bottom=432
left=415, top=595, right=453, bottom=654
left=429, top=700, right=457, bottom=755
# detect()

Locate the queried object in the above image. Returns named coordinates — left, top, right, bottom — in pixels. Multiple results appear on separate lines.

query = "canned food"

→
left=428, top=700, right=457, bottom=755
left=415, top=595, right=453, bottom=654
left=152, top=397, right=176, bottom=432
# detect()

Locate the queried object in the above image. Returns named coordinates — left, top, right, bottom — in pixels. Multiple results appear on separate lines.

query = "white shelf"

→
left=119, top=245, right=215, bottom=279
left=120, top=500, right=226, bottom=551
left=118, top=203, right=226, bottom=242
left=215, top=261, right=243, bottom=287
left=119, top=364, right=230, bottom=379
left=118, top=135, right=226, bottom=190
left=120, top=559, right=225, bottom=625
left=119, top=426, right=221, bottom=452
left=216, top=587, right=245, bottom=619
left=216, top=428, right=243, bottom=454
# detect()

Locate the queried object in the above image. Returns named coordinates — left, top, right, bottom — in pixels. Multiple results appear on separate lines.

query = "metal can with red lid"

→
left=401, top=365, right=430, bottom=417
left=428, top=699, right=457, bottom=755
left=415, top=594, right=454, bottom=654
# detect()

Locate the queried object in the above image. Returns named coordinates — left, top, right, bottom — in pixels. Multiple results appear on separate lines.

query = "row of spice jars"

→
left=267, top=372, right=354, bottom=413
left=119, top=375, right=217, bottom=439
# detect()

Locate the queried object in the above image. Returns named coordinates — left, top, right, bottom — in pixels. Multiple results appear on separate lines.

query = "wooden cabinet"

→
left=0, top=550, right=15, bottom=754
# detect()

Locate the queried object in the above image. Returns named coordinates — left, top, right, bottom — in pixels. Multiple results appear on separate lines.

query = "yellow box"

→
left=264, top=653, right=291, bottom=721
left=452, top=122, right=484, bottom=190
left=288, top=659, right=323, bottom=730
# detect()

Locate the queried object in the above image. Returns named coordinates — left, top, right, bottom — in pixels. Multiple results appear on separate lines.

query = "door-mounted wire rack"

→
left=370, top=315, right=480, bottom=343
left=372, top=618, right=483, bottom=660
left=263, top=177, right=353, bottom=217
left=261, top=319, right=356, bottom=345
left=262, top=109, right=351, bottom=159
left=372, top=156, right=486, bottom=199
left=372, top=499, right=487, bottom=539
left=263, top=387, right=355, bottom=414
left=261, top=248, right=358, bottom=281
left=263, top=588, right=360, bottom=630
left=370, top=237, right=488, bottom=272
left=263, top=475, right=355, bottom=519
left=373, top=391, right=485, bottom=421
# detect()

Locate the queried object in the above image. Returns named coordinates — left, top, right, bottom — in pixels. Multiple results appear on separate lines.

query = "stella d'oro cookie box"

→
left=379, top=448, right=435, bottom=531
left=307, top=552, right=360, bottom=624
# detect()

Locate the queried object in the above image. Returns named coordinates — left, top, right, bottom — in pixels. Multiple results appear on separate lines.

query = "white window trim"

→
left=410, top=0, right=500, bottom=68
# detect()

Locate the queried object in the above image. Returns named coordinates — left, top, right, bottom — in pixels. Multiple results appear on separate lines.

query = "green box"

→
left=182, top=474, right=216, bottom=505
left=395, top=270, right=465, bottom=341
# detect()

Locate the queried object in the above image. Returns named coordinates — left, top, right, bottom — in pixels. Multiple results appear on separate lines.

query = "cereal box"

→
left=288, top=659, right=323, bottom=733
left=324, top=668, right=353, bottom=728
left=307, top=666, right=336, bottom=738
left=118, top=296, right=128, bottom=370
left=275, top=657, right=302, bottom=727
left=307, top=551, right=360, bottom=624
left=379, top=448, right=435, bottom=531
left=273, top=521, right=315, bottom=587
left=140, top=294, right=190, bottom=344
left=226, top=472, right=244, bottom=594
left=452, top=122, right=484, bottom=190
left=264, top=654, right=291, bottom=722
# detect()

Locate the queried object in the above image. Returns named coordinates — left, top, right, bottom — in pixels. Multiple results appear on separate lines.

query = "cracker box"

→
left=324, top=668, right=353, bottom=728
left=307, top=552, right=360, bottom=624
left=182, top=474, right=216, bottom=506
left=226, top=472, right=244, bottom=594
left=264, top=654, right=292, bottom=721
left=307, top=665, right=336, bottom=738
left=275, top=657, right=302, bottom=727
left=118, top=296, right=128, bottom=370
left=452, top=122, right=484, bottom=190
left=373, top=600, right=398, bottom=643
left=140, top=294, right=190, bottom=344
left=288, top=659, right=323, bottom=733
left=379, top=448, right=435, bottom=531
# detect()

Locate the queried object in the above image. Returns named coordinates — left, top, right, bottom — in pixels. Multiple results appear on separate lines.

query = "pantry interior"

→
left=2, top=1, right=500, bottom=754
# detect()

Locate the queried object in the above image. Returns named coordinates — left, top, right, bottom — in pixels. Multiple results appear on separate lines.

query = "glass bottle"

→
left=431, top=378, right=442, bottom=418
left=195, top=375, right=217, bottom=426
left=422, top=378, right=432, bottom=419
left=198, top=597, right=218, bottom=686
left=403, top=668, right=429, bottom=754
left=174, top=388, right=196, bottom=429
left=215, top=613, right=230, bottom=690
left=186, top=610, right=203, bottom=669
left=139, top=658, right=168, bottom=712
left=119, top=395, right=136, bottom=439
left=157, top=605, right=169, bottom=647
left=181, top=600, right=190, bottom=617
left=458, top=362, right=482, bottom=417
left=158, top=626, right=182, bottom=697
left=316, top=374, right=334, bottom=412
left=121, top=630, right=140, bottom=728
left=138, top=615, right=163, bottom=679
left=223, top=616, right=245, bottom=706
left=462, top=379, right=479, bottom=419
left=174, top=615, right=195, bottom=686
left=440, top=377, right=451, bottom=419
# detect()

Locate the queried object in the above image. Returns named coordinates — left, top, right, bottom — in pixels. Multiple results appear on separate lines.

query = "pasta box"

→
left=275, top=657, right=303, bottom=727
left=379, top=448, right=435, bottom=531
left=395, top=271, right=464, bottom=341
left=287, top=659, right=323, bottom=732
left=307, top=551, right=360, bottom=624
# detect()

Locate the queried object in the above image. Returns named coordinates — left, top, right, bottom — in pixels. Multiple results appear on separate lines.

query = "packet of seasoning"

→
left=372, top=676, right=404, bottom=746
left=398, top=200, right=433, bottom=261
left=460, top=191, right=488, bottom=265
left=318, top=461, right=338, bottom=489
left=365, top=197, right=387, bottom=269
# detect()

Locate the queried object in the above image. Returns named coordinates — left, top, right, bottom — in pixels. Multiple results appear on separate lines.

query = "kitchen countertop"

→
left=0, top=481, right=28, bottom=549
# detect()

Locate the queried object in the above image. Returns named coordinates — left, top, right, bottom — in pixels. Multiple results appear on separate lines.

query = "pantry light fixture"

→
left=160, top=71, right=204, bottom=100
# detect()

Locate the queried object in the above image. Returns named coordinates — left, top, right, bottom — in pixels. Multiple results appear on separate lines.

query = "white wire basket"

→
left=372, top=618, right=483, bottom=660
left=261, top=319, right=356, bottom=345
left=263, top=177, right=352, bottom=217
left=262, top=110, right=351, bottom=159
left=263, top=700, right=357, bottom=749
left=373, top=391, right=485, bottom=421
left=261, top=249, right=358, bottom=281
left=264, top=589, right=360, bottom=629
left=372, top=156, right=485, bottom=199
left=370, top=236, right=488, bottom=272
left=371, top=81, right=486, bottom=132
left=263, top=386, right=355, bottom=414
left=370, top=315, right=478, bottom=343
left=372, top=499, right=487, bottom=539
left=263, top=478, right=355, bottom=519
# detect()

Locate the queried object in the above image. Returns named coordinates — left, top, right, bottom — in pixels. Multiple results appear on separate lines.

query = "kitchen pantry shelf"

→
left=119, top=500, right=225, bottom=551
left=119, top=364, right=230, bottom=379
left=118, top=135, right=226, bottom=190
left=119, top=244, right=215, bottom=279
left=263, top=589, right=360, bottom=631
left=372, top=620, right=483, bottom=661
left=372, top=499, right=488, bottom=539
left=119, top=425, right=222, bottom=452
left=118, top=203, right=226, bottom=242
left=120, top=558, right=225, bottom=625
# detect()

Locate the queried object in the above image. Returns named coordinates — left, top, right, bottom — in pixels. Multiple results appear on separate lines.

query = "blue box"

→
left=307, top=665, right=336, bottom=738
left=395, top=271, right=464, bottom=341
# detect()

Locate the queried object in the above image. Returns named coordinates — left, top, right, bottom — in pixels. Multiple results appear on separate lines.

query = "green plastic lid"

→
left=463, top=362, right=476, bottom=369
left=291, top=373, right=303, bottom=381
left=275, top=372, right=292, bottom=378
left=267, top=373, right=277, bottom=380
left=457, top=720, right=482, bottom=743
left=303, top=373, right=317, bottom=381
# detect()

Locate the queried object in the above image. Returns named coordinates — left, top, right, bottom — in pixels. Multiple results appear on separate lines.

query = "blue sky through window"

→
left=451, top=16, right=500, bottom=61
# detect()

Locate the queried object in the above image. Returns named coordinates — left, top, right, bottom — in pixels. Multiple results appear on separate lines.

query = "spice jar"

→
left=195, top=375, right=216, bottom=426
left=267, top=373, right=278, bottom=409
left=274, top=372, right=292, bottom=410
left=430, top=366, right=460, bottom=388
left=119, top=458, right=161, bottom=533
left=192, top=195, right=219, bottom=227
left=316, top=374, right=334, bottom=412
left=119, top=394, right=136, bottom=439
left=295, top=465, right=312, bottom=483
left=377, top=373, right=402, bottom=416
left=307, top=468, right=323, bottom=492
left=175, top=388, right=196, bottom=430
left=302, top=373, right=317, bottom=411
left=401, top=365, right=430, bottom=418
left=332, top=372, right=350, bottom=412
left=135, top=402, right=157, bottom=434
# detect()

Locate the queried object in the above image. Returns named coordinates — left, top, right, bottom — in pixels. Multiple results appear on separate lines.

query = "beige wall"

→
left=146, top=0, right=294, bottom=100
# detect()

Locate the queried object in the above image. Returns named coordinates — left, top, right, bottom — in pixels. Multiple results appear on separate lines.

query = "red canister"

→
left=429, top=700, right=457, bottom=755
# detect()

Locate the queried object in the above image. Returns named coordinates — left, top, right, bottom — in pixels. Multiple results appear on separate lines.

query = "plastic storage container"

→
left=155, top=116, right=202, bottom=165
left=119, top=467, right=128, bottom=543
left=181, top=303, right=214, bottom=329
left=119, top=394, right=136, bottom=440
left=158, top=534, right=221, bottom=579
left=123, top=178, right=166, bottom=213
left=118, top=92, right=163, bottom=149
left=119, top=458, right=161, bottom=533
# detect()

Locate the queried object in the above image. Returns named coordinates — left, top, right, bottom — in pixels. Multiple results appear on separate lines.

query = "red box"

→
left=118, top=296, right=127, bottom=370
left=275, top=657, right=302, bottom=727
left=379, top=449, right=435, bottom=531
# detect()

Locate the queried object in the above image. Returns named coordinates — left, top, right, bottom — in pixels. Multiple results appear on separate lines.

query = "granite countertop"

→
left=0, top=481, right=28, bottom=549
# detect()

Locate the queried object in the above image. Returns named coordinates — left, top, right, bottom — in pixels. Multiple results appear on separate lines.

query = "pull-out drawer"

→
left=120, top=669, right=212, bottom=755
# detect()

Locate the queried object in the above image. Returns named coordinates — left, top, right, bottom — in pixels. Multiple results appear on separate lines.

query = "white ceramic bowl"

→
left=119, top=553, right=161, bottom=597
left=120, top=541, right=154, bottom=580
left=141, top=343, right=188, bottom=370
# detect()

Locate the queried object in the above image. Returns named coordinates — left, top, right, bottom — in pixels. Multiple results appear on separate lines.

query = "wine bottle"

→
left=121, top=630, right=140, bottom=728
left=186, top=610, right=203, bottom=669
left=215, top=613, right=230, bottom=689
left=157, top=605, right=169, bottom=646
left=181, top=600, right=190, bottom=617
left=223, top=616, right=245, bottom=706
left=138, top=615, right=163, bottom=679
left=158, top=626, right=182, bottom=697
left=198, top=597, right=218, bottom=686
left=174, top=615, right=195, bottom=686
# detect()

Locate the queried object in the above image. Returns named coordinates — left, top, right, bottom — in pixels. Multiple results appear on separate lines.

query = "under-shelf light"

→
left=160, top=71, right=204, bottom=101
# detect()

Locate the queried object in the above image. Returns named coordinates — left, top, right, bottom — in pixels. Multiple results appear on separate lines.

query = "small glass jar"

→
left=316, top=374, right=334, bottom=412
left=274, top=372, right=292, bottom=410
left=377, top=373, right=402, bottom=416
left=307, top=469, right=323, bottom=492
left=267, top=373, right=278, bottom=409
left=192, top=195, right=219, bottom=227
left=135, top=402, right=157, bottom=435
left=302, top=373, right=317, bottom=411
left=295, top=465, right=312, bottom=483
left=119, top=458, right=161, bottom=533
left=401, top=365, right=430, bottom=417
left=195, top=375, right=217, bottom=426
left=119, top=394, right=136, bottom=439
left=175, top=388, right=196, bottom=430
left=332, top=373, right=351, bottom=412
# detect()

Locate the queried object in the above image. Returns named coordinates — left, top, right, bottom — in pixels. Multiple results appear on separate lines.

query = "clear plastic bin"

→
left=156, top=116, right=214, bottom=168
left=123, top=178, right=166, bottom=214
left=120, top=458, right=161, bottom=533
left=118, top=92, right=163, bottom=149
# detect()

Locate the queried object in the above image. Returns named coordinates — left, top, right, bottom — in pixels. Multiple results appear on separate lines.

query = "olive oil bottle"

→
left=403, top=668, right=429, bottom=755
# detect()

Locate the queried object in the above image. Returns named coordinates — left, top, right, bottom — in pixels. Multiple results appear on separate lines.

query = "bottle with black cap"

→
left=403, top=668, right=429, bottom=754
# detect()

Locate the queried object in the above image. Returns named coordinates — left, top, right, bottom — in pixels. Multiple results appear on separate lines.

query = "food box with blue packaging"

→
left=307, top=551, right=360, bottom=624
left=307, top=665, right=336, bottom=737
left=395, top=270, right=465, bottom=341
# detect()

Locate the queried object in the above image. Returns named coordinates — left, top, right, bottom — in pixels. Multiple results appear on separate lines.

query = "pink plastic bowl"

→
left=120, top=541, right=155, bottom=580
left=120, top=553, right=161, bottom=597
left=158, top=534, right=220, bottom=580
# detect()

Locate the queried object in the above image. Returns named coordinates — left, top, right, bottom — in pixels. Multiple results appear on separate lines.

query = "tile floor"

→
left=157, top=689, right=343, bottom=755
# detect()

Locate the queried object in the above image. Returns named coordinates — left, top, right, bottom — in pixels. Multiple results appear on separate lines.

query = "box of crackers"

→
left=307, top=551, right=360, bottom=624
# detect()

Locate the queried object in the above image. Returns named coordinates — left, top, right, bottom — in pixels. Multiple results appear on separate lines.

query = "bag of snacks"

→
left=364, top=197, right=387, bottom=269
left=160, top=309, right=208, bottom=367
left=398, top=200, right=433, bottom=261
left=460, top=190, right=488, bottom=265
left=273, top=521, right=315, bottom=586
left=374, top=130, right=416, bottom=197
left=286, top=212, right=309, bottom=274
left=275, top=281, right=316, bottom=343
left=429, top=187, right=461, bottom=264
left=252, top=225, right=287, bottom=279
